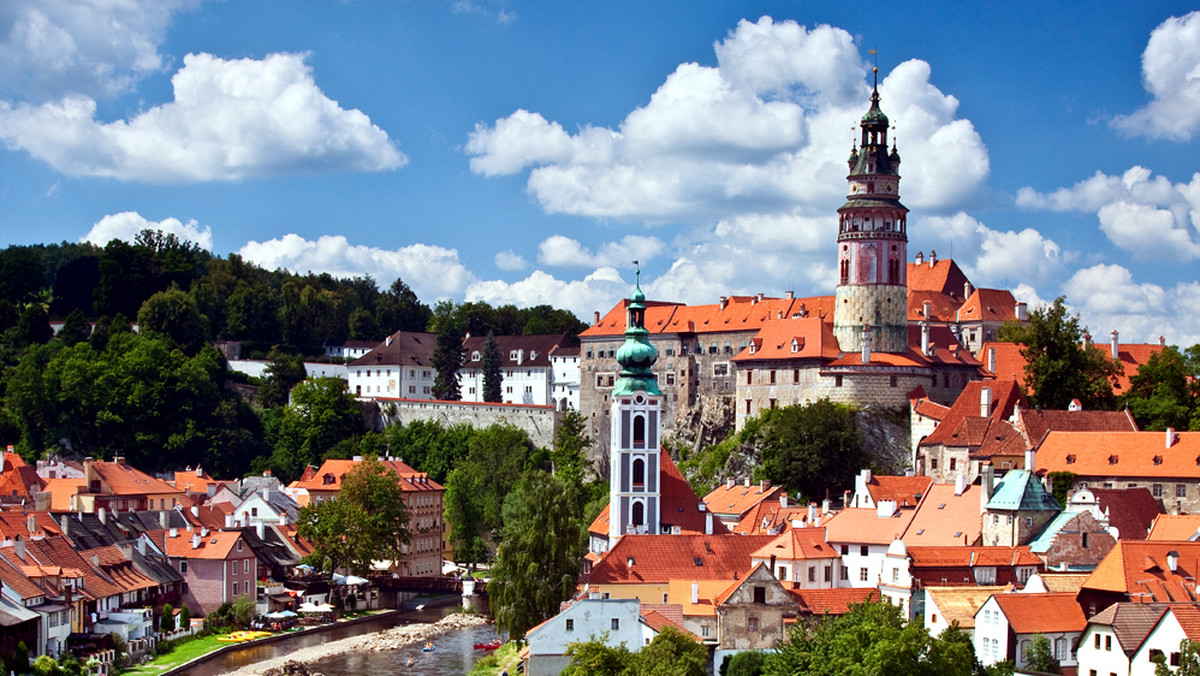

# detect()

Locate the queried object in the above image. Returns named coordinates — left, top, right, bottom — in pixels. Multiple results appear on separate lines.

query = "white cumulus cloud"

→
left=537, top=235, right=666, bottom=268
left=466, top=268, right=627, bottom=320
left=916, top=213, right=1068, bottom=287
left=82, top=211, right=214, bottom=250
left=1062, top=263, right=1200, bottom=345
left=0, top=52, right=405, bottom=183
left=1017, top=167, right=1200, bottom=261
left=238, top=234, right=474, bottom=300
left=494, top=250, right=527, bottom=271
left=0, top=0, right=198, bottom=102
left=1111, top=11, right=1200, bottom=141
left=465, top=17, right=990, bottom=223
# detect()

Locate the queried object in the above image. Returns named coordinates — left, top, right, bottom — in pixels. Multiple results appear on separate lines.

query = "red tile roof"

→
left=703, top=481, right=786, bottom=519
left=1083, top=541, right=1200, bottom=602
left=902, top=483, right=984, bottom=546
left=751, top=528, right=838, bottom=562
left=976, top=341, right=1165, bottom=396
left=907, top=258, right=970, bottom=297
left=823, top=508, right=915, bottom=545
left=88, top=460, right=182, bottom=497
left=290, top=458, right=444, bottom=494
left=154, top=529, right=247, bottom=561
left=641, top=609, right=701, bottom=641
left=867, top=475, right=933, bottom=509
left=462, top=333, right=569, bottom=369
left=920, top=380, right=1026, bottom=448
left=0, top=452, right=46, bottom=499
left=731, top=318, right=841, bottom=363
left=958, top=288, right=1020, bottom=325
left=790, top=587, right=879, bottom=615
left=586, top=534, right=775, bottom=585
left=732, top=501, right=826, bottom=535
left=1015, top=407, right=1138, bottom=447
left=1147, top=514, right=1200, bottom=542
left=591, top=453, right=727, bottom=538
left=348, top=331, right=436, bottom=368
left=907, top=289, right=961, bottom=323
left=1087, top=488, right=1161, bottom=540
left=1036, top=431, right=1200, bottom=480
left=582, top=296, right=835, bottom=338
left=993, top=592, right=1086, bottom=634
left=907, top=546, right=1041, bottom=569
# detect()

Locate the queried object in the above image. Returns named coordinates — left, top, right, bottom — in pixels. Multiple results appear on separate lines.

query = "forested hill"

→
left=0, top=231, right=587, bottom=357
left=0, top=230, right=588, bottom=476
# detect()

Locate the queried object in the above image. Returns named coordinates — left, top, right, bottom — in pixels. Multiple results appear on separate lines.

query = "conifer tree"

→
left=482, top=331, right=502, bottom=402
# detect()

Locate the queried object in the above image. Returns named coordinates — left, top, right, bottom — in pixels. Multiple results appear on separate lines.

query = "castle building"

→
left=834, top=67, right=909, bottom=355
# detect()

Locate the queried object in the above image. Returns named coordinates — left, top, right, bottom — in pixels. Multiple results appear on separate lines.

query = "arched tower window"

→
left=840, top=259, right=850, bottom=285
left=888, top=259, right=900, bottom=285
left=633, top=458, right=645, bottom=488
left=633, top=415, right=646, bottom=448
left=632, top=501, right=644, bottom=527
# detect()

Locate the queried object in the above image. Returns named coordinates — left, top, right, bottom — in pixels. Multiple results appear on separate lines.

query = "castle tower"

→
left=833, top=67, right=909, bottom=354
left=608, top=264, right=663, bottom=540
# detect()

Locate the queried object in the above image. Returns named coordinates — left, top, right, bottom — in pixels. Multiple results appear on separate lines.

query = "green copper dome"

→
left=613, top=266, right=660, bottom=396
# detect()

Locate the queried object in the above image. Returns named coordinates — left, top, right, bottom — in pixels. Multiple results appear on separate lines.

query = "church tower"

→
left=608, top=265, right=663, bottom=540
left=833, top=67, right=909, bottom=354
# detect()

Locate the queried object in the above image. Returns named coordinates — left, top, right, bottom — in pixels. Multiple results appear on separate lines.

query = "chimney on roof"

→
left=1025, top=449, right=1037, bottom=472
left=785, top=290, right=794, bottom=300
left=160, top=511, right=169, bottom=530
left=922, top=300, right=932, bottom=319
left=955, top=474, right=968, bottom=496
left=822, top=498, right=831, bottom=514
left=705, top=512, right=713, bottom=535
left=593, top=310, right=600, bottom=325
left=756, top=293, right=764, bottom=303
left=224, top=513, right=234, bottom=528
left=964, top=281, right=973, bottom=298
left=987, top=347, right=996, bottom=373
left=191, top=533, right=200, bottom=549
left=385, top=335, right=393, bottom=347
left=760, top=479, right=771, bottom=493
left=744, top=478, right=751, bottom=488
left=980, top=387, right=993, bottom=418
left=1168, top=428, right=1179, bottom=448
left=808, top=502, right=817, bottom=523
left=861, top=324, right=872, bottom=364
left=928, top=250, right=938, bottom=266
left=876, top=500, right=897, bottom=518
left=1015, top=302, right=1027, bottom=321
left=915, top=251, right=924, bottom=265
left=1111, top=330, right=1120, bottom=360
left=196, top=466, right=203, bottom=477
left=921, top=322, right=931, bottom=356
left=98, top=507, right=106, bottom=525
left=691, top=582, right=699, bottom=604
left=14, top=536, right=24, bottom=560
left=981, top=465, right=995, bottom=511
left=1168, top=551, right=1180, bottom=572
left=169, top=527, right=178, bottom=538
left=190, top=505, right=199, bottom=518
left=353, top=455, right=363, bottom=462
left=1082, top=332, right=1091, bottom=350
left=61, top=518, right=69, bottom=540
left=780, top=493, right=788, bottom=509
left=256, top=521, right=264, bottom=539
left=1069, top=399, right=1082, bottom=412
left=726, top=477, right=735, bottom=489
left=26, top=514, right=36, bottom=535
left=200, top=527, right=209, bottom=538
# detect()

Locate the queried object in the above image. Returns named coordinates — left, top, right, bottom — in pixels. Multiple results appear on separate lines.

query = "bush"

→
left=161, top=602, right=176, bottom=632
left=31, top=655, right=62, bottom=676
left=180, top=603, right=191, bottom=629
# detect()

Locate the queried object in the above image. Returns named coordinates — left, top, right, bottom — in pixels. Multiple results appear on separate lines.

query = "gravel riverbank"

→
left=218, top=613, right=492, bottom=676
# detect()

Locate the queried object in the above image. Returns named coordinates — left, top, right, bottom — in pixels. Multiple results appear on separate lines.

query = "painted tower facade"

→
left=833, top=68, right=909, bottom=354
left=608, top=268, right=663, bottom=540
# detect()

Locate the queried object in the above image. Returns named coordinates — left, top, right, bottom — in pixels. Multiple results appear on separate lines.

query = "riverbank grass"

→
left=468, top=642, right=521, bottom=675
left=121, top=635, right=227, bottom=675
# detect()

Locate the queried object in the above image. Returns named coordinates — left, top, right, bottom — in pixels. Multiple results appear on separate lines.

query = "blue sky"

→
left=1, top=1, right=1198, bottom=344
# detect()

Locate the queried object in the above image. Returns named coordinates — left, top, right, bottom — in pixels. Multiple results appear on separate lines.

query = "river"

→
left=180, top=600, right=500, bottom=676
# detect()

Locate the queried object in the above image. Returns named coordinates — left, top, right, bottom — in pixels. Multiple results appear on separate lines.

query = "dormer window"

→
left=1108, top=455, right=1119, bottom=465
left=1154, top=455, right=1163, bottom=466
left=471, top=351, right=481, bottom=361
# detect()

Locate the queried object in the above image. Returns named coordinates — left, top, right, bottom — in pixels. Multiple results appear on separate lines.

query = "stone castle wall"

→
left=833, top=284, right=908, bottom=353
left=375, top=399, right=559, bottom=448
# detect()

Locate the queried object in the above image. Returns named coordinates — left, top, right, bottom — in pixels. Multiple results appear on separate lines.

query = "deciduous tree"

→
left=757, top=399, right=866, bottom=503
left=1124, top=344, right=1200, bottom=431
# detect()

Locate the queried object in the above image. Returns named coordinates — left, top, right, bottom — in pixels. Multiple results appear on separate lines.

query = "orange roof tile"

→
left=703, top=481, right=786, bottom=519
left=823, top=507, right=915, bottom=545
left=43, top=477, right=86, bottom=512
left=907, top=546, right=1041, bottom=568
left=1147, top=515, right=1200, bottom=542
left=907, top=258, right=970, bottom=297
left=907, top=290, right=961, bottom=323
left=582, top=296, right=835, bottom=338
left=0, top=452, right=46, bottom=499
left=902, top=483, right=984, bottom=546
left=1172, top=604, right=1200, bottom=640
left=664, top=578, right=734, bottom=617
left=1036, top=431, right=1200, bottom=480
left=1015, top=407, right=1138, bottom=448
left=173, top=469, right=217, bottom=493
left=586, top=534, right=775, bottom=585
left=790, top=587, right=879, bottom=615
left=89, top=460, right=182, bottom=497
left=730, top=318, right=841, bottom=363
left=290, top=458, right=444, bottom=493
left=958, top=288, right=1020, bottom=324
left=921, top=380, right=1026, bottom=448
left=751, top=528, right=838, bottom=561
left=913, top=397, right=951, bottom=421
left=867, top=475, right=933, bottom=509
left=641, top=609, right=701, bottom=641
left=1084, top=541, right=1200, bottom=603
left=731, top=500, right=820, bottom=535
left=155, top=529, right=247, bottom=560
left=976, top=340, right=1164, bottom=395
left=993, top=592, right=1086, bottom=634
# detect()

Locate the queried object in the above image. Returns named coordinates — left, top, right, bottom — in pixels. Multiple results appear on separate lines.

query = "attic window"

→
left=916, top=529, right=925, bottom=535
left=1066, top=455, right=1076, bottom=464
left=626, top=557, right=635, bottom=567
left=1154, top=455, right=1163, bottom=466
left=694, top=557, right=703, bottom=566
left=953, top=532, right=962, bottom=538
left=1108, top=455, right=1119, bottom=465
left=471, top=351, right=481, bottom=361
left=938, top=503, right=946, bottom=509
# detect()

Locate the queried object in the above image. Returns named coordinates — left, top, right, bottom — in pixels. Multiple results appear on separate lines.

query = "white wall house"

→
left=524, top=598, right=655, bottom=676
left=974, top=592, right=1085, bottom=671
left=550, top=346, right=580, bottom=411
left=347, top=332, right=437, bottom=400
left=1129, top=605, right=1200, bottom=676
left=458, top=334, right=570, bottom=407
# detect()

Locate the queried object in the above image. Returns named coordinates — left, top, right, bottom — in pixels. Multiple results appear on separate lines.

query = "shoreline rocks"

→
left=221, top=612, right=492, bottom=676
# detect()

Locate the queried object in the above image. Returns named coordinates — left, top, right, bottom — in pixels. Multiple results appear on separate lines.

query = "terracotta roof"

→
left=957, top=288, right=1019, bottom=324
left=907, top=258, right=970, bottom=297
left=155, top=529, right=247, bottom=561
left=590, top=453, right=726, bottom=537
left=1083, top=541, right=1200, bottom=602
left=912, top=397, right=951, bottom=421
left=732, top=501, right=825, bottom=535
left=581, top=295, right=835, bottom=338
left=907, top=546, right=1041, bottom=568
left=42, top=478, right=86, bottom=511
left=641, top=609, right=700, bottom=641
left=1087, top=603, right=1167, bottom=656
left=665, top=579, right=735, bottom=617
left=730, top=318, right=841, bottom=363
left=926, top=585, right=1013, bottom=629
left=1087, top=488, right=1161, bottom=540
left=976, top=340, right=1165, bottom=395
left=920, top=380, right=1026, bottom=448
left=977, top=341, right=1027, bottom=383
left=0, top=555, right=48, bottom=601
left=348, top=331, right=436, bottom=368
left=88, top=460, right=182, bottom=497
left=290, top=458, right=444, bottom=494
left=0, top=511, right=62, bottom=540
left=907, top=289, right=961, bottom=323
left=1172, top=604, right=1200, bottom=640
left=902, top=483, right=984, bottom=546
left=0, top=452, right=46, bottom=499
left=80, top=545, right=158, bottom=593
left=703, top=481, right=786, bottom=519
left=790, top=587, right=879, bottom=616
left=586, top=534, right=775, bottom=585
left=751, top=528, right=838, bottom=561
left=969, top=420, right=1029, bottom=461
left=826, top=326, right=983, bottom=368
left=1015, top=407, right=1138, bottom=447
left=993, top=592, right=1086, bottom=634
left=823, top=507, right=915, bottom=545
left=867, top=475, right=932, bottom=509
left=1036, top=431, right=1200, bottom=480
left=22, top=534, right=123, bottom=601
left=1147, top=514, right=1200, bottom=542
left=173, top=469, right=217, bottom=494
left=462, top=333, right=568, bottom=369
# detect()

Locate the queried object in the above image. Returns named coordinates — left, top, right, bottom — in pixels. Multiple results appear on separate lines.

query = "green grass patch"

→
left=120, top=635, right=230, bottom=675
left=468, top=642, right=520, bottom=675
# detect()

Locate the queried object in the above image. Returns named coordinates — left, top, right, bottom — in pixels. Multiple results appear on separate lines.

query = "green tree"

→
left=1124, top=344, right=1200, bottom=431
left=757, top=399, right=866, bottom=502
left=763, top=601, right=975, bottom=676
left=444, top=466, right=488, bottom=569
left=636, top=625, right=707, bottom=676
left=260, top=348, right=307, bottom=408
left=489, top=472, right=583, bottom=638
left=562, top=634, right=634, bottom=675
left=160, top=602, right=176, bottom=632
left=57, top=309, right=92, bottom=346
left=432, top=305, right=465, bottom=400
left=998, top=297, right=1121, bottom=410
left=179, top=603, right=191, bottom=629
left=137, top=287, right=210, bottom=354
left=296, top=456, right=410, bottom=576
left=375, top=277, right=431, bottom=333
left=1154, top=639, right=1200, bottom=675
left=267, top=378, right=364, bottom=480
left=723, top=650, right=767, bottom=676
left=482, top=331, right=503, bottom=403
left=15, top=303, right=52, bottom=347
left=1024, top=634, right=1059, bottom=674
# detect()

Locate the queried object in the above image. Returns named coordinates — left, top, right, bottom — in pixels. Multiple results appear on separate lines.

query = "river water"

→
left=181, top=600, right=500, bottom=676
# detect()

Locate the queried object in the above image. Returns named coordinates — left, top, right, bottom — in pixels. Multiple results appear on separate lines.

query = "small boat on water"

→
left=422, top=642, right=436, bottom=652
left=474, top=640, right=502, bottom=650
left=216, top=630, right=273, bottom=643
